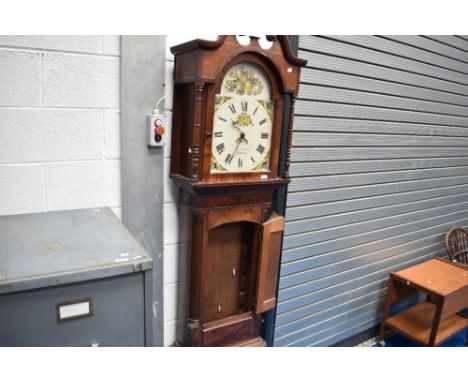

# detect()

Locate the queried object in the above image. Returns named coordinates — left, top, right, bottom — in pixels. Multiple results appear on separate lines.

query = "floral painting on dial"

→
left=224, top=65, right=264, bottom=96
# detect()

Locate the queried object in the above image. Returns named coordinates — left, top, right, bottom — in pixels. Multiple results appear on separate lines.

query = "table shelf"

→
left=385, top=301, right=468, bottom=346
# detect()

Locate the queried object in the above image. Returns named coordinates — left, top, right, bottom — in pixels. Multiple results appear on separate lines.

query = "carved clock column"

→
left=170, top=35, right=306, bottom=346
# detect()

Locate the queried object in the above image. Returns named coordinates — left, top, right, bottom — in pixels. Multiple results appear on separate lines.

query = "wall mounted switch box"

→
left=147, top=113, right=167, bottom=147
left=0, top=208, right=153, bottom=347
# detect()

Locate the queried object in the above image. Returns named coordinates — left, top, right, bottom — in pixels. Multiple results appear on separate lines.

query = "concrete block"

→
left=163, top=202, right=179, bottom=245
left=163, top=202, right=191, bottom=245
left=163, top=281, right=187, bottom=322
left=0, top=36, right=102, bottom=54
left=164, top=242, right=188, bottom=284
left=0, top=109, right=102, bottom=163
left=165, top=318, right=188, bottom=346
left=104, top=111, right=121, bottom=159
left=164, top=283, right=178, bottom=323
left=45, top=160, right=121, bottom=211
left=163, top=244, right=178, bottom=285
left=102, top=36, right=121, bottom=56
left=0, top=50, right=40, bottom=106
left=164, top=157, right=179, bottom=203
left=163, top=320, right=177, bottom=347
left=43, top=53, right=120, bottom=108
left=0, top=165, right=45, bottom=215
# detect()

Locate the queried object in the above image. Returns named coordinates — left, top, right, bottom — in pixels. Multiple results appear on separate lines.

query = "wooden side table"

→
left=378, top=258, right=468, bottom=346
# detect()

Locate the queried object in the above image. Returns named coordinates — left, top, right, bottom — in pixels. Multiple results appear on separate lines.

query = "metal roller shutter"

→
left=274, top=35, right=468, bottom=347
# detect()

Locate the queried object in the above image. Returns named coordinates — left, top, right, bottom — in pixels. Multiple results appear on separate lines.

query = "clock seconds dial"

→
left=211, top=97, right=272, bottom=173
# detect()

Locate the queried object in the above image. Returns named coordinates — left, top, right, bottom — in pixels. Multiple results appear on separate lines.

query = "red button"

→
left=155, top=126, right=165, bottom=135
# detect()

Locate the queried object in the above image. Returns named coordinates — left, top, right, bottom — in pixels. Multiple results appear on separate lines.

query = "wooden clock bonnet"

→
left=170, top=35, right=306, bottom=346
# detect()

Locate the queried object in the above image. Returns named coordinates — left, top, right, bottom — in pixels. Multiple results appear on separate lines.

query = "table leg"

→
left=428, top=299, right=444, bottom=346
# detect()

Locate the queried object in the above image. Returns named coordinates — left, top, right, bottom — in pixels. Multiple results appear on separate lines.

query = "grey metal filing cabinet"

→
left=0, top=208, right=153, bottom=346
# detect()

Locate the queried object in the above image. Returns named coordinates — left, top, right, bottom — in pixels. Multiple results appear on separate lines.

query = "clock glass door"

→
left=211, top=63, right=274, bottom=174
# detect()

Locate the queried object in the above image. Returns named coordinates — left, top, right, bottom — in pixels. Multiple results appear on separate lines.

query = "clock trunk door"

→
left=255, top=213, right=285, bottom=314
left=203, top=221, right=260, bottom=323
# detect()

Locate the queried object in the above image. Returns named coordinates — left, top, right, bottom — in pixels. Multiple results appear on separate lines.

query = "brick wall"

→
left=0, top=36, right=122, bottom=218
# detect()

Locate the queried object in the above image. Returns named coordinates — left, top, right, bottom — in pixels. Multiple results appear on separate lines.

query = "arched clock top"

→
left=219, top=62, right=271, bottom=100
left=170, top=35, right=306, bottom=67
left=214, top=51, right=283, bottom=100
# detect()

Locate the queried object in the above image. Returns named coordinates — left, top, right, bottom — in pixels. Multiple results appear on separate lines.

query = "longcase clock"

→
left=170, top=35, right=306, bottom=346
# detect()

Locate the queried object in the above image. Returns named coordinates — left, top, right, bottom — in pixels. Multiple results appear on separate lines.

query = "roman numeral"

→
left=216, top=143, right=225, bottom=154
left=259, top=118, right=267, bottom=125
left=225, top=153, right=233, bottom=164
left=257, top=144, right=265, bottom=154
left=251, top=156, right=256, bottom=164
left=261, top=133, right=269, bottom=139
left=238, top=158, right=243, bottom=168
left=241, top=101, right=248, bottom=112
left=229, top=104, right=236, bottom=114
left=218, top=117, right=227, bottom=122
left=214, top=131, right=223, bottom=137
left=253, top=106, right=258, bottom=115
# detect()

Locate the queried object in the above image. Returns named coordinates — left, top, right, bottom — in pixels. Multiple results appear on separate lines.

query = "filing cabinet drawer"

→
left=0, top=273, right=146, bottom=346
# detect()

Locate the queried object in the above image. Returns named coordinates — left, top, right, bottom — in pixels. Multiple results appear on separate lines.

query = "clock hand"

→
left=232, top=141, right=241, bottom=158
left=232, top=119, right=250, bottom=144
left=232, top=120, right=243, bottom=134
left=232, top=120, right=249, bottom=144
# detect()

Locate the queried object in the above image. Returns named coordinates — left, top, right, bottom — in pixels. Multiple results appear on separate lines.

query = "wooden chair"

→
left=445, top=227, right=468, bottom=266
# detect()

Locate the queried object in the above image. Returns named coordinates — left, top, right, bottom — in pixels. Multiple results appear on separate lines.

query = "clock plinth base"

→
left=228, top=337, right=266, bottom=347
left=188, top=312, right=263, bottom=347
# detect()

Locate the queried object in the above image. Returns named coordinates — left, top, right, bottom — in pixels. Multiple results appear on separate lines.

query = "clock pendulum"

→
left=216, top=232, right=225, bottom=314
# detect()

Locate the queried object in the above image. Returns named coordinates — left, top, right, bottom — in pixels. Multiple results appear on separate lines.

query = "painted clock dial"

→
left=211, top=63, right=274, bottom=174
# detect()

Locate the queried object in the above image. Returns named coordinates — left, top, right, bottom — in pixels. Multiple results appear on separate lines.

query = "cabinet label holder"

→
left=56, top=297, right=94, bottom=323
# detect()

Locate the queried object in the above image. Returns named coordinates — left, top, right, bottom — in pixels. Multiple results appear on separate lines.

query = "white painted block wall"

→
left=0, top=35, right=219, bottom=347
left=0, top=36, right=122, bottom=218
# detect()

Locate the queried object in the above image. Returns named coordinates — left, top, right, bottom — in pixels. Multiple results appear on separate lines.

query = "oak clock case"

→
left=169, top=36, right=306, bottom=347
